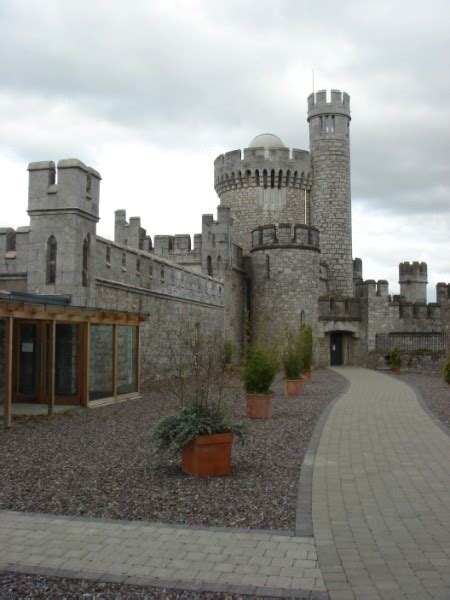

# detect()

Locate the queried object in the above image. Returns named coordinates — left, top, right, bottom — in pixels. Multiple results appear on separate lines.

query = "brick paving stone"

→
left=313, top=367, right=450, bottom=600
left=0, top=509, right=326, bottom=595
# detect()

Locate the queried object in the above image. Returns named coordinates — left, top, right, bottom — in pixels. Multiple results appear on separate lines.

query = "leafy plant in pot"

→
left=243, top=344, right=278, bottom=418
left=282, top=327, right=304, bottom=397
left=152, top=322, right=246, bottom=477
left=300, top=323, right=313, bottom=382
left=443, top=354, right=450, bottom=387
left=388, top=346, right=402, bottom=374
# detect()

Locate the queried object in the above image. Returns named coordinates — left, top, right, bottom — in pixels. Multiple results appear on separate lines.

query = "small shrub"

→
left=224, top=340, right=236, bottom=365
left=243, top=345, right=278, bottom=394
left=153, top=401, right=246, bottom=455
left=389, top=347, right=402, bottom=369
left=282, top=328, right=302, bottom=380
left=443, top=355, right=450, bottom=384
left=300, top=324, right=313, bottom=373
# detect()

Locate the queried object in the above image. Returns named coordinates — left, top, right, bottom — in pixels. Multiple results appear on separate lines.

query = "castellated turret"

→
left=214, top=134, right=312, bottom=254
left=399, top=261, right=428, bottom=303
left=27, top=159, right=101, bottom=306
left=308, top=90, right=353, bottom=297
left=251, top=223, right=320, bottom=345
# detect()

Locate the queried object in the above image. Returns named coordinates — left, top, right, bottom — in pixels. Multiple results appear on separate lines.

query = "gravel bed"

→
left=397, top=372, right=450, bottom=429
left=0, top=368, right=345, bottom=531
left=0, top=572, right=306, bottom=600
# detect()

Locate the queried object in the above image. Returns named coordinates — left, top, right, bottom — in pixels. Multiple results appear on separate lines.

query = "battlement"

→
left=28, top=158, right=101, bottom=220
left=214, top=147, right=311, bottom=196
left=251, top=223, right=319, bottom=251
left=307, top=89, right=351, bottom=119
left=114, top=210, right=152, bottom=252
left=399, top=261, right=428, bottom=280
left=318, top=296, right=361, bottom=321
left=436, top=282, right=450, bottom=302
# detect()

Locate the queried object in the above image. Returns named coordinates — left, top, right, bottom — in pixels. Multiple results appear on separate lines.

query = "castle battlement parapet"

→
left=214, top=147, right=311, bottom=196
left=399, top=261, right=428, bottom=280
left=307, top=89, right=351, bottom=119
left=251, top=223, right=319, bottom=251
left=436, top=282, right=450, bottom=302
left=318, top=296, right=361, bottom=321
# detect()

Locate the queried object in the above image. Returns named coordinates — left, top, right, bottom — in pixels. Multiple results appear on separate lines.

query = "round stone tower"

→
left=214, top=134, right=312, bottom=255
left=251, top=223, right=320, bottom=345
left=308, top=89, right=353, bottom=297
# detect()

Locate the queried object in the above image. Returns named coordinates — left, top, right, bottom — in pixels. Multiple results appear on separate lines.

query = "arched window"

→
left=149, top=260, right=153, bottom=279
left=82, top=235, right=89, bottom=287
left=278, top=170, right=283, bottom=189
left=286, top=169, right=291, bottom=187
left=255, top=169, right=260, bottom=187
left=266, top=255, right=270, bottom=280
left=263, top=169, right=268, bottom=189
left=136, top=258, right=141, bottom=276
left=207, top=256, right=213, bottom=276
left=46, top=236, right=57, bottom=284
left=106, top=245, right=111, bottom=266
left=161, top=267, right=165, bottom=282
left=270, top=170, right=275, bottom=188
left=245, top=169, right=251, bottom=187
left=122, top=252, right=126, bottom=271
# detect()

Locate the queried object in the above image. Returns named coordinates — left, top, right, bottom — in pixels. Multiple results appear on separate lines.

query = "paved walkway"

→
left=313, top=367, right=450, bottom=599
left=0, top=511, right=326, bottom=598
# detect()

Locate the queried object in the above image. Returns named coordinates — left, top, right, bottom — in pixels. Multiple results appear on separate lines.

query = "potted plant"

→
left=223, top=339, right=237, bottom=372
left=300, top=323, right=313, bottom=382
left=282, top=327, right=303, bottom=397
left=388, top=346, right=402, bottom=374
left=243, top=344, right=278, bottom=418
left=443, top=355, right=450, bottom=387
left=152, top=322, right=246, bottom=477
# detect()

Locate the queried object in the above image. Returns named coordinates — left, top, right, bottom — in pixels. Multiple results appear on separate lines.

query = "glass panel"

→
left=0, top=319, right=5, bottom=405
left=117, top=326, right=137, bottom=395
left=89, top=325, right=113, bottom=400
left=18, top=323, right=37, bottom=396
left=55, top=324, right=78, bottom=395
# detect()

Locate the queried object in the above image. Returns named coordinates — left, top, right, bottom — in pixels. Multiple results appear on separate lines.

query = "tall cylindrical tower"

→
left=308, top=89, right=353, bottom=297
left=214, top=134, right=312, bottom=255
left=251, top=223, right=320, bottom=346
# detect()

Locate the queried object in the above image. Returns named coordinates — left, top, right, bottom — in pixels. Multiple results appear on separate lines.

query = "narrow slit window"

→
left=207, top=255, right=213, bottom=276
left=46, top=236, right=57, bottom=284
left=266, top=255, right=270, bottom=280
left=82, top=235, right=89, bottom=287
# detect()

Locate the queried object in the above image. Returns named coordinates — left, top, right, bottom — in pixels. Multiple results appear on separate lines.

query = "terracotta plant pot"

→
left=302, top=371, right=311, bottom=383
left=245, top=393, right=273, bottom=418
left=285, top=379, right=304, bottom=397
left=181, top=432, right=233, bottom=477
left=390, top=367, right=401, bottom=374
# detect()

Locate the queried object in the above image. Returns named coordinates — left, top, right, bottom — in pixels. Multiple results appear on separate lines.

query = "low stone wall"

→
left=368, top=350, right=447, bottom=375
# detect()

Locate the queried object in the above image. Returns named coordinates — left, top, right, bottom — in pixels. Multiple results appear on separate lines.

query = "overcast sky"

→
left=1, top=0, right=449, bottom=299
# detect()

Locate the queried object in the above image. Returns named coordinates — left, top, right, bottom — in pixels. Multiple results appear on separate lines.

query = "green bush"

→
left=243, top=345, right=278, bottom=394
left=153, top=401, right=246, bottom=455
left=282, top=328, right=303, bottom=380
left=300, top=324, right=313, bottom=373
left=389, top=347, right=402, bottom=369
left=443, top=355, right=450, bottom=384
left=224, top=340, right=236, bottom=365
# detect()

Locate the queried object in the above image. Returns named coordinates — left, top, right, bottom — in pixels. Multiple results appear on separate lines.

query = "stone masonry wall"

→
left=310, top=137, right=353, bottom=296
left=219, top=186, right=309, bottom=256
left=251, top=245, right=320, bottom=350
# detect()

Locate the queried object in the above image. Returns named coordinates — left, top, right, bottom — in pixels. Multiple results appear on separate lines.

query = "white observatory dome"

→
left=248, top=133, right=286, bottom=149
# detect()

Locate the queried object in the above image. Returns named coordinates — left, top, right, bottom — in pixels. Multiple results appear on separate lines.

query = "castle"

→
left=1, top=89, right=449, bottom=405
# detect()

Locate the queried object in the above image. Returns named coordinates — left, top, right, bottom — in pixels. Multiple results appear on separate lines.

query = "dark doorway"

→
left=330, top=333, right=343, bottom=366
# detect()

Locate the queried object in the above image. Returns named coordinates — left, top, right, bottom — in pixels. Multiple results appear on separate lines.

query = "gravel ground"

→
left=0, top=368, right=346, bottom=531
left=397, top=372, right=450, bottom=429
left=0, top=572, right=309, bottom=600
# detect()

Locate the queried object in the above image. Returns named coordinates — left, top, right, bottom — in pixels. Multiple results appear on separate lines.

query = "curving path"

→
left=313, top=367, right=450, bottom=599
